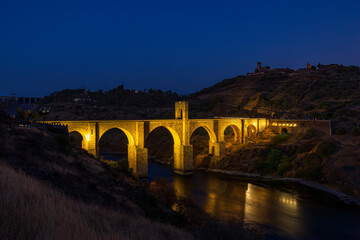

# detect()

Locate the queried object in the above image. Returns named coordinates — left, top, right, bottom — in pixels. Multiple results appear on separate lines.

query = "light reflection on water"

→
left=101, top=153, right=360, bottom=240
left=148, top=161, right=360, bottom=240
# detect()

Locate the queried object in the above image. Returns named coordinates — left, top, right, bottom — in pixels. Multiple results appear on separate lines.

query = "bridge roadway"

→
left=42, top=102, right=268, bottom=177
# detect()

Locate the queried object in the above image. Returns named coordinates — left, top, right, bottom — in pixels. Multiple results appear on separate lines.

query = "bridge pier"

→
left=174, top=144, right=193, bottom=175
left=214, top=141, right=226, bottom=160
left=128, top=145, right=148, bottom=178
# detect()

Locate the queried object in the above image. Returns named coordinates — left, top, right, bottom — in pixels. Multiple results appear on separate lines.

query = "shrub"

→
left=302, top=128, right=316, bottom=140
left=316, top=139, right=337, bottom=159
left=302, top=154, right=323, bottom=180
left=101, top=159, right=129, bottom=174
left=264, top=149, right=284, bottom=172
left=335, top=127, right=347, bottom=135
left=276, top=155, right=291, bottom=176
left=148, top=178, right=177, bottom=208
left=271, top=132, right=289, bottom=145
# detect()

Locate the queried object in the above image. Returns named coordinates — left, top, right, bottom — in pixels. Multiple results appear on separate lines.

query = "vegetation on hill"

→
left=207, top=127, right=360, bottom=200
left=38, top=86, right=181, bottom=120
left=187, top=64, right=360, bottom=125
left=0, top=164, right=191, bottom=240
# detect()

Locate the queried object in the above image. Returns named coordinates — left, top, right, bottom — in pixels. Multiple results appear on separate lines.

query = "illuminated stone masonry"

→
left=42, top=102, right=313, bottom=177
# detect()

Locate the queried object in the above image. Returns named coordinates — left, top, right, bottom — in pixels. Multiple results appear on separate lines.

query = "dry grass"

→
left=0, top=164, right=192, bottom=240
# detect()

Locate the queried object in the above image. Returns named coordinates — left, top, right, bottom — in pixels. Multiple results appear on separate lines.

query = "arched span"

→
left=98, top=128, right=129, bottom=154
left=222, top=124, right=241, bottom=143
left=99, top=127, right=135, bottom=146
left=190, top=126, right=217, bottom=143
left=247, top=124, right=256, bottom=138
left=147, top=126, right=181, bottom=146
left=69, top=131, right=84, bottom=148
left=69, top=130, right=85, bottom=140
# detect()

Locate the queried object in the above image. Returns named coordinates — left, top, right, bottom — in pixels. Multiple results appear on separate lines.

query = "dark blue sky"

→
left=1, top=0, right=359, bottom=96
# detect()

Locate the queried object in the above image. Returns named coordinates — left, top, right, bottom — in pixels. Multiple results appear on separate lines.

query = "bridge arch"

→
left=147, top=126, right=181, bottom=146
left=145, top=126, right=176, bottom=164
left=69, top=131, right=84, bottom=149
left=223, top=124, right=241, bottom=145
left=99, top=127, right=135, bottom=146
left=247, top=124, right=257, bottom=139
left=189, top=126, right=217, bottom=144
left=190, top=126, right=215, bottom=167
left=146, top=126, right=182, bottom=171
left=98, top=128, right=129, bottom=154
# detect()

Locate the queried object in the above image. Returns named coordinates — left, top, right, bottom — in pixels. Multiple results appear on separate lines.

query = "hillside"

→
left=0, top=109, right=191, bottom=239
left=0, top=107, right=258, bottom=239
left=187, top=64, right=360, bottom=125
left=183, top=64, right=360, bottom=200
left=40, top=86, right=180, bottom=120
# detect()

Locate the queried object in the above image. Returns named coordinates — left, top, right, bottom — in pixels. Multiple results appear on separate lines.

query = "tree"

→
left=16, top=108, right=31, bottom=119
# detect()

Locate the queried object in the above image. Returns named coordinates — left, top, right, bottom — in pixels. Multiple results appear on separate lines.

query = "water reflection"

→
left=167, top=168, right=360, bottom=240
left=244, top=183, right=302, bottom=238
left=99, top=155, right=360, bottom=240
left=99, top=158, right=360, bottom=240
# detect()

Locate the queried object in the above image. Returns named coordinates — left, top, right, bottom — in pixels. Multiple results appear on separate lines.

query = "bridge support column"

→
left=209, top=141, right=215, bottom=155
left=128, top=145, right=148, bottom=178
left=174, top=145, right=193, bottom=175
left=84, top=122, right=99, bottom=157
left=214, top=141, right=226, bottom=160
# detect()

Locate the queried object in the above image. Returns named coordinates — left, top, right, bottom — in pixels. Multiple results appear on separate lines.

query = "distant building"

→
left=306, top=62, right=311, bottom=69
left=254, top=62, right=270, bottom=73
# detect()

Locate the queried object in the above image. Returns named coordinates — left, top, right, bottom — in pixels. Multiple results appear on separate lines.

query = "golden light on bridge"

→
left=272, top=122, right=297, bottom=127
left=43, top=101, right=270, bottom=177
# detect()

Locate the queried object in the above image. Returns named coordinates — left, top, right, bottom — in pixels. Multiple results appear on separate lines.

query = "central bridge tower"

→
left=174, top=101, right=193, bottom=174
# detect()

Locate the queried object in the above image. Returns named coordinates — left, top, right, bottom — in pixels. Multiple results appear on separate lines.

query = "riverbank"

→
left=207, top=168, right=360, bottom=206
left=148, top=161, right=360, bottom=240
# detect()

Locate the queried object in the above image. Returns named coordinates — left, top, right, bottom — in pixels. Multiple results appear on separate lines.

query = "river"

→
left=101, top=153, right=360, bottom=240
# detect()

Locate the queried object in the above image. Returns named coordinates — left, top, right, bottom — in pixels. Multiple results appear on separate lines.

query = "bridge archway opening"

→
left=98, top=128, right=129, bottom=161
left=69, top=131, right=83, bottom=149
left=145, top=127, right=176, bottom=165
left=281, top=128, right=288, bottom=134
left=224, top=125, right=241, bottom=147
left=247, top=124, right=256, bottom=140
left=190, top=127, right=214, bottom=168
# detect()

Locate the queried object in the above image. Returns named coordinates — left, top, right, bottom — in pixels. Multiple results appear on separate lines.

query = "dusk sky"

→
left=1, top=0, right=359, bottom=96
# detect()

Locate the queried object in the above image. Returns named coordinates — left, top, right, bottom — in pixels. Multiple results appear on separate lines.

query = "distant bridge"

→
left=41, top=101, right=271, bottom=177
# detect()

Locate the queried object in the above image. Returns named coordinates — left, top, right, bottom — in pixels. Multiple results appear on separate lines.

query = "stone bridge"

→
left=42, top=102, right=268, bottom=177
